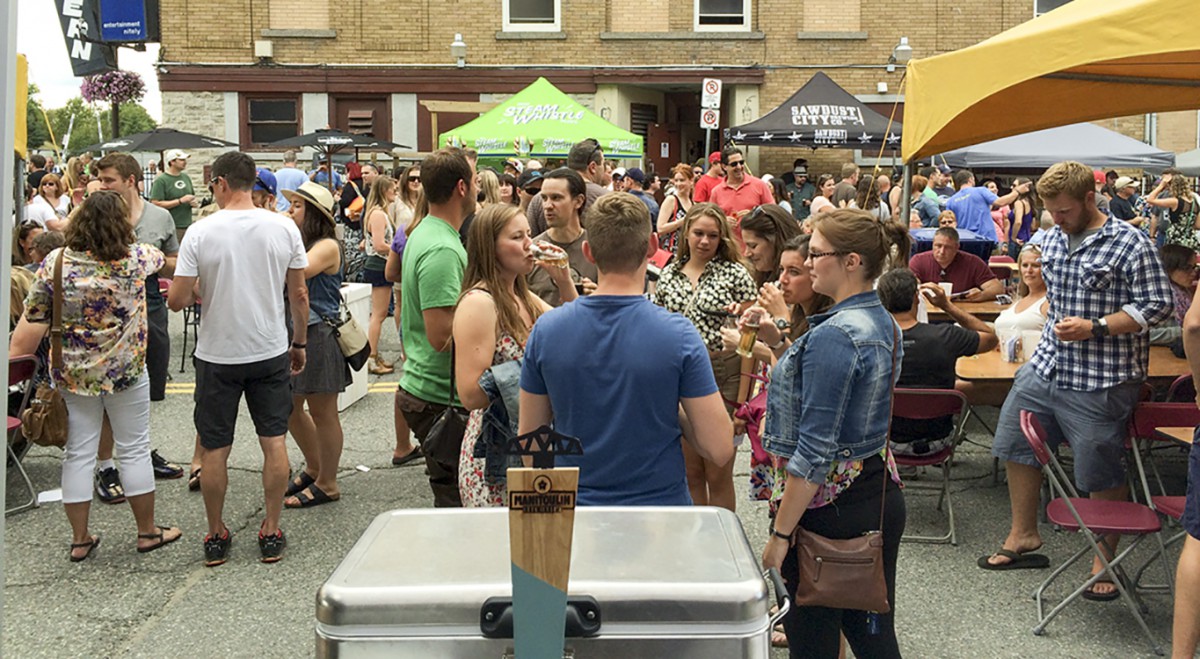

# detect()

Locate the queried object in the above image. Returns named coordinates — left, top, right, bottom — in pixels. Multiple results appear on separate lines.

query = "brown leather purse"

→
left=789, top=324, right=899, bottom=614
left=21, top=249, right=69, bottom=449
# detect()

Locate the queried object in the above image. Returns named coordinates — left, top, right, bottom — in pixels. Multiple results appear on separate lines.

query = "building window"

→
left=503, top=0, right=560, bottom=31
left=695, top=0, right=751, bottom=31
left=1034, top=0, right=1072, bottom=16
left=241, top=95, right=301, bottom=148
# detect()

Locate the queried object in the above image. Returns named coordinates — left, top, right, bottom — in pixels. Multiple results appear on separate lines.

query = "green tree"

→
left=25, top=83, right=52, bottom=152
left=46, top=97, right=157, bottom=153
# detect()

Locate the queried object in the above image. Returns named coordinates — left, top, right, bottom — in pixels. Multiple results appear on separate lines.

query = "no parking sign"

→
left=700, top=108, right=720, bottom=130
left=701, top=78, right=722, bottom=109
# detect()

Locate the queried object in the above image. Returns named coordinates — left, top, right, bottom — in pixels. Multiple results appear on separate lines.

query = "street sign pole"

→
left=701, top=78, right=722, bottom=171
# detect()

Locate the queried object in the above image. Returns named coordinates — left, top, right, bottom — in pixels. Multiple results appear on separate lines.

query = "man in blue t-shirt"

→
left=519, top=193, right=733, bottom=506
left=945, top=169, right=1028, bottom=242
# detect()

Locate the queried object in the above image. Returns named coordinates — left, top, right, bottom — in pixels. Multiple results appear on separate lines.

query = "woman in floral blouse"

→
left=653, top=202, right=756, bottom=511
left=10, top=191, right=181, bottom=562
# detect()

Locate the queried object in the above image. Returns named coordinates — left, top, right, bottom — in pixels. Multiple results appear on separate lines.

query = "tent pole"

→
left=901, top=161, right=912, bottom=226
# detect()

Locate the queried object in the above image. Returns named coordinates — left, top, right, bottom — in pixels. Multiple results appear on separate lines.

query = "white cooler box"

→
left=337, top=283, right=371, bottom=412
left=315, top=507, right=786, bottom=658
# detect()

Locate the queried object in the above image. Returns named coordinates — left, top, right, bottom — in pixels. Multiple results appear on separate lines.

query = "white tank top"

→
left=993, top=295, right=1047, bottom=333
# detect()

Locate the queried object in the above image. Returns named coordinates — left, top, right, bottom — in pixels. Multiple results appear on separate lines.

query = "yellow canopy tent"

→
left=902, top=0, right=1200, bottom=163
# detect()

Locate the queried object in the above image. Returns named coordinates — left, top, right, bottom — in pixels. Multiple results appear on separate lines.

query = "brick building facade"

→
left=155, top=0, right=1198, bottom=181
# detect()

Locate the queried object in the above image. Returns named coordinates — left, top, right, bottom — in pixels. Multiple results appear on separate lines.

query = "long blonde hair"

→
left=364, top=176, right=396, bottom=225
left=676, top=203, right=747, bottom=269
left=459, top=204, right=543, bottom=344
left=478, top=169, right=502, bottom=206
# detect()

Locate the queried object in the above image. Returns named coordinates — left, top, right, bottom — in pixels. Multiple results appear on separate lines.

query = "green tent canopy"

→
left=439, top=77, right=644, bottom=158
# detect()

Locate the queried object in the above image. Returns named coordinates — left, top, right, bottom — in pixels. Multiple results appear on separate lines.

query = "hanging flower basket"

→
left=81, top=70, right=146, bottom=105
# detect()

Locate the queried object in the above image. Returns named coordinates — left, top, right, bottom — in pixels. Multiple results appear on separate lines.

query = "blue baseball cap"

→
left=254, top=167, right=278, bottom=196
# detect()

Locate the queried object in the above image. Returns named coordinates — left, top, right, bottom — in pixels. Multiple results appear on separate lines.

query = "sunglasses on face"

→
left=409, top=176, right=420, bottom=183
left=727, top=160, right=746, bottom=168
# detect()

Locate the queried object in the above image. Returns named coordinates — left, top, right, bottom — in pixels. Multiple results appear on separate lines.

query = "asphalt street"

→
left=3, top=310, right=1189, bottom=658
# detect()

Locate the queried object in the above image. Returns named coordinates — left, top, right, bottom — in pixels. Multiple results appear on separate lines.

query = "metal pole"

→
left=901, top=161, right=912, bottom=225
left=110, top=49, right=120, bottom=140
left=1, top=0, right=22, bottom=629
left=703, top=129, right=712, bottom=169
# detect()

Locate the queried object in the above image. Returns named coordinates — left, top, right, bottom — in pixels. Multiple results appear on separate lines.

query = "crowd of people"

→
left=13, top=136, right=1200, bottom=657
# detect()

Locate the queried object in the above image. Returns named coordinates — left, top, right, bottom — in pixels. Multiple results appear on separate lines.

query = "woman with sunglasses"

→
left=757, top=209, right=910, bottom=659
left=27, top=173, right=71, bottom=231
left=389, top=166, right=422, bottom=338
left=653, top=202, right=757, bottom=511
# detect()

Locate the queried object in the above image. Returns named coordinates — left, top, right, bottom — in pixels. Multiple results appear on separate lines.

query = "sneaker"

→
left=258, top=526, right=286, bottom=564
left=203, top=528, right=232, bottom=567
left=151, top=450, right=185, bottom=479
left=95, top=467, right=126, bottom=504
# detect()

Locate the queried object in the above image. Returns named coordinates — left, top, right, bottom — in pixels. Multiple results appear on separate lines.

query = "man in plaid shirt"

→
left=979, top=162, right=1172, bottom=601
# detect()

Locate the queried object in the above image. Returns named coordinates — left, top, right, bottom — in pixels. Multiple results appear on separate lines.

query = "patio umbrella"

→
left=267, top=129, right=410, bottom=190
left=73, top=127, right=237, bottom=155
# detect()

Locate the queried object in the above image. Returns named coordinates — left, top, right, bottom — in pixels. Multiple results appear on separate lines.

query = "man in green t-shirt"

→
left=397, top=148, right=475, bottom=507
left=150, top=149, right=199, bottom=241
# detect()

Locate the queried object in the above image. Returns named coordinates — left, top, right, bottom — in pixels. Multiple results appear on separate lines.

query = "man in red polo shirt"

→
left=709, top=147, right=773, bottom=235
left=692, top=151, right=725, bottom=203
left=909, top=227, right=1003, bottom=302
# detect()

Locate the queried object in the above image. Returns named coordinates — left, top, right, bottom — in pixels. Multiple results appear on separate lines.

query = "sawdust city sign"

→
left=790, top=105, right=866, bottom=127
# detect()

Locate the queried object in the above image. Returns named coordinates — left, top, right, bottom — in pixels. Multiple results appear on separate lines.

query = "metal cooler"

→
left=316, top=506, right=787, bottom=658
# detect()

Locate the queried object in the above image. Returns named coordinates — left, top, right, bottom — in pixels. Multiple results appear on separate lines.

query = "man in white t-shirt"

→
left=168, top=151, right=309, bottom=568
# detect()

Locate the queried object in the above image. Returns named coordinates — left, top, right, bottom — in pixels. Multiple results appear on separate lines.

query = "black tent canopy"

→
left=727, top=72, right=902, bottom=151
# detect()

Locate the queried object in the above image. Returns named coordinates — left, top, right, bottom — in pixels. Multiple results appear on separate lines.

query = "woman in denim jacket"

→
left=757, top=209, right=910, bottom=659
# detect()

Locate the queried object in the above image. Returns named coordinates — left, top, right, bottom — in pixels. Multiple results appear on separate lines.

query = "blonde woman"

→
left=388, top=166, right=422, bottom=336
left=453, top=204, right=567, bottom=506
left=1147, top=171, right=1200, bottom=249
left=478, top=169, right=502, bottom=208
left=362, top=176, right=398, bottom=374
left=28, top=173, right=71, bottom=231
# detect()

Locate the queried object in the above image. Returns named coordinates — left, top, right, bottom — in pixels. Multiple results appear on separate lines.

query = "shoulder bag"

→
left=788, top=324, right=900, bottom=614
left=346, top=181, right=365, bottom=221
left=420, top=346, right=469, bottom=466
left=323, top=298, right=371, bottom=371
left=21, top=249, right=69, bottom=449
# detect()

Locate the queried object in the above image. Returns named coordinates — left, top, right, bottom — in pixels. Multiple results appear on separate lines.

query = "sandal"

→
left=285, top=471, right=316, bottom=498
left=1082, top=578, right=1121, bottom=602
left=391, top=446, right=423, bottom=467
left=187, top=467, right=202, bottom=492
left=285, top=484, right=341, bottom=509
left=137, top=526, right=182, bottom=553
left=69, top=535, right=101, bottom=562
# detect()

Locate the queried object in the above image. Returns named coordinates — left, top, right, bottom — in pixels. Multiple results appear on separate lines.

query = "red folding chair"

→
left=1019, top=410, right=1169, bottom=655
left=891, top=388, right=968, bottom=545
left=1128, top=402, right=1200, bottom=591
left=988, top=255, right=1016, bottom=284
left=7, top=355, right=40, bottom=516
left=1166, top=374, right=1195, bottom=403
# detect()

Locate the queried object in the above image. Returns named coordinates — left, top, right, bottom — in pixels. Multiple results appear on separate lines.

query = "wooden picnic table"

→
left=929, top=301, right=1007, bottom=323
left=956, top=346, right=1190, bottom=383
left=1154, top=427, right=1194, bottom=445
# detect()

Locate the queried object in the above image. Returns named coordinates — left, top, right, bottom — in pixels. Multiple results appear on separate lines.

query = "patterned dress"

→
left=458, top=292, right=525, bottom=508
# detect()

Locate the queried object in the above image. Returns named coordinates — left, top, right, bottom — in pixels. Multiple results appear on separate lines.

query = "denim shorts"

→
left=1184, top=435, right=1200, bottom=540
left=992, top=366, right=1140, bottom=493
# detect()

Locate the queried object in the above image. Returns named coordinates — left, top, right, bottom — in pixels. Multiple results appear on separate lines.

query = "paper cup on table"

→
left=916, top=291, right=929, bottom=323
left=939, top=282, right=953, bottom=298
left=1021, top=330, right=1041, bottom=362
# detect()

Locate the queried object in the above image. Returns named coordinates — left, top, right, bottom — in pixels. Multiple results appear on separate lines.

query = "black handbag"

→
left=420, top=347, right=468, bottom=465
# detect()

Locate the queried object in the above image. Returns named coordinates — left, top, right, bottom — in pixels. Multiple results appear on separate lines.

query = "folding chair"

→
left=892, top=388, right=968, bottom=545
left=1166, top=374, right=1195, bottom=403
left=1128, top=402, right=1200, bottom=591
left=988, top=255, right=1016, bottom=288
left=7, top=356, right=40, bottom=516
left=180, top=298, right=201, bottom=373
left=1019, top=410, right=1169, bottom=656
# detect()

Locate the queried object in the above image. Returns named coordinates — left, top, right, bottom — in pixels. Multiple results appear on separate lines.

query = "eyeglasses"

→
left=727, top=160, right=746, bottom=169
left=807, top=250, right=847, bottom=260
left=207, top=176, right=223, bottom=193
left=523, top=187, right=542, bottom=195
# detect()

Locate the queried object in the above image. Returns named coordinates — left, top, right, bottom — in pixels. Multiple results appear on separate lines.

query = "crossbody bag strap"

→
left=447, top=343, right=457, bottom=409
left=878, top=322, right=900, bottom=531
left=50, top=249, right=65, bottom=370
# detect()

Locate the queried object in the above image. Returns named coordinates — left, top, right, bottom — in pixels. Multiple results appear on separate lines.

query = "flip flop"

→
left=771, top=624, right=789, bottom=648
left=285, top=484, right=341, bottom=509
left=137, top=526, right=182, bottom=554
left=285, top=471, right=316, bottom=498
left=977, top=548, right=1051, bottom=571
left=187, top=468, right=202, bottom=492
left=391, top=446, right=423, bottom=467
left=1082, top=579, right=1121, bottom=602
left=69, top=535, right=101, bottom=563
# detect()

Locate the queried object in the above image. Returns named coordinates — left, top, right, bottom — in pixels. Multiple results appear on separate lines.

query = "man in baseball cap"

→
left=693, top=151, right=727, bottom=202
left=150, top=148, right=199, bottom=242
left=1108, top=175, right=1145, bottom=227
left=252, top=167, right=279, bottom=211
left=623, top=167, right=659, bottom=220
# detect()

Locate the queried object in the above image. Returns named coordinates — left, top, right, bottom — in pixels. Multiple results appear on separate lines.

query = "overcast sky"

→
left=18, top=0, right=162, bottom=121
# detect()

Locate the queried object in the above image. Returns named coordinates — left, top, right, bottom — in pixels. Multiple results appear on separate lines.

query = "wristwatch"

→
left=774, top=318, right=791, bottom=332
left=1090, top=317, right=1109, bottom=338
